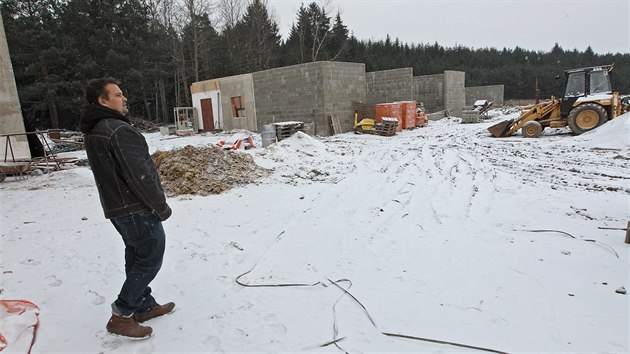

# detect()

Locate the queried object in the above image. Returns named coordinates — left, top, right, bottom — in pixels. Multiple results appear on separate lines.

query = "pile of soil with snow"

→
left=571, top=112, right=630, bottom=150
left=152, top=145, right=271, bottom=196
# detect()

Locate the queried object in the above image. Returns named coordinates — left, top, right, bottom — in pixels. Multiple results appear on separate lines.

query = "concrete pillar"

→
left=443, top=71, right=466, bottom=117
left=0, top=13, right=29, bottom=159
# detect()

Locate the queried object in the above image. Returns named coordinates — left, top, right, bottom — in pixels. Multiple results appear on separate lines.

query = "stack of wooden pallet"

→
left=274, top=122, right=305, bottom=141
left=373, top=117, right=398, bottom=136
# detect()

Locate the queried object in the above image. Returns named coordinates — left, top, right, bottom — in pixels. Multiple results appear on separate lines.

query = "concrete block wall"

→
left=195, top=62, right=503, bottom=133
left=0, top=15, right=29, bottom=159
left=465, top=85, right=504, bottom=107
left=444, top=71, right=466, bottom=117
left=253, top=61, right=366, bottom=136
left=413, top=74, right=444, bottom=113
left=322, top=62, right=366, bottom=134
left=217, top=74, right=257, bottom=132
left=366, top=68, right=413, bottom=104
left=253, top=62, right=325, bottom=133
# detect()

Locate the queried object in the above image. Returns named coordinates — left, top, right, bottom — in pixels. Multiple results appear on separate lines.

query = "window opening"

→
left=231, top=96, right=245, bottom=118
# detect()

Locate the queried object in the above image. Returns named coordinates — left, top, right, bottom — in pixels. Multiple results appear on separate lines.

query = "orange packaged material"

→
left=400, top=101, right=417, bottom=129
left=375, top=103, right=403, bottom=132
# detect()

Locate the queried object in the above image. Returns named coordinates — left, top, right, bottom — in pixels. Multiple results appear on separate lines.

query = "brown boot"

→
left=106, top=314, right=153, bottom=339
left=134, top=302, right=175, bottom=323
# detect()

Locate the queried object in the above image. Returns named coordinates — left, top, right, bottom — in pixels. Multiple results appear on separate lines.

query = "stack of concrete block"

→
left=461, top=109, right=480, bottom=124
left=160, top=126, right=176, bottom=136
left=426, top=110, right=449, bottom=121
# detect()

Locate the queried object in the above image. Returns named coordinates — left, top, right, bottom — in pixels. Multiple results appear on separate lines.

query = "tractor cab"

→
left=560, top=65, right=613, bottom=116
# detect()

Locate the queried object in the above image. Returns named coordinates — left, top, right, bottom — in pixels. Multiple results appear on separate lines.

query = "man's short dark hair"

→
left=85, top=78, right=121, bottom=104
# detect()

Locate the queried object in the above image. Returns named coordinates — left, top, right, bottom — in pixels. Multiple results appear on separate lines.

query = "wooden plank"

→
left=329, top=115, right=342, bottom=135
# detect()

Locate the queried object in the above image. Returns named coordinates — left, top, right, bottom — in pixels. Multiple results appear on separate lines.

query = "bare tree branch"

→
left=216, top=0, right=246, bottom=30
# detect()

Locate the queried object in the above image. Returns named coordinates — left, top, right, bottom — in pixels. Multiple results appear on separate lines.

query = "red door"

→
left=201, top=98, right=214, bottom=132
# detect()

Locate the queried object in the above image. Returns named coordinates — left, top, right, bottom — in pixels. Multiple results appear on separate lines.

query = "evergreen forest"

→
left=2, top=0, right=629, bottom=130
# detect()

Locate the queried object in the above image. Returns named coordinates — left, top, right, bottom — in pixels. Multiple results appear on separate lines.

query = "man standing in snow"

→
left=79, top=78, right=175, bottom=339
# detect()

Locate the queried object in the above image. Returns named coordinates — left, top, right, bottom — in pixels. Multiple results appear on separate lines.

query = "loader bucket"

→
left=487, top=119, right=513, bottom=137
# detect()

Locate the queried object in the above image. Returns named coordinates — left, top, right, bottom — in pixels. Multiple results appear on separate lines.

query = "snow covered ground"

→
left=1, top=111, right=629, bottom=353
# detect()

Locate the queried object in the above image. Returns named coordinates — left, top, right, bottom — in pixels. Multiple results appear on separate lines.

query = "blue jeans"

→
left=110, top=210, right=165, bottom=316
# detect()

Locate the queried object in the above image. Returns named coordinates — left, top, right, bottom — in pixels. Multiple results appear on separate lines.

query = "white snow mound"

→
left=571, top=112, right=630, bottom=150
left=268, top=131, right=327, bottom=155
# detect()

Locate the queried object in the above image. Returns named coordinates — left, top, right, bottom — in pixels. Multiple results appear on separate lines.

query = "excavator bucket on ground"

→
left=488, top=119, right=513, bottom=137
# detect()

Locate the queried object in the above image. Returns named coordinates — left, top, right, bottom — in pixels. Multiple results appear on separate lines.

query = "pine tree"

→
left=283, top=2, right=333, bottom=64
left=226, top=0, right=281, bottom=73
left=328, top=12, right=348, bottom=61
left=3, top=0, right=630, bottom=131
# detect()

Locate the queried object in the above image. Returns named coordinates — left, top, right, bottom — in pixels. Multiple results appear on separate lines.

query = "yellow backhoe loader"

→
left=488, top=64, right=630, bottom=138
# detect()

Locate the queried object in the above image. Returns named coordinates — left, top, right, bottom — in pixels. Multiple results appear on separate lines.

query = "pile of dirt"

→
left=153, top=145, right=271, bottom=196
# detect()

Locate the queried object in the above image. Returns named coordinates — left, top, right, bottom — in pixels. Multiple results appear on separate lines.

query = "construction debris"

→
left=461, top=100, right=494, bottom=124
left=152, top=145, right=271, bottom=196
left=129, top=116, right=160, bottom=132
left=416, top=105, right=428, bottom=127
left=48, top=130, right=84, bottom=152
left=216, top=134, right=255, bottom=150
left=160, top=126, right=176, bottom=136
left=474, top=100, right=494, bottom=118
left=426, top=110, right=450, bottom=121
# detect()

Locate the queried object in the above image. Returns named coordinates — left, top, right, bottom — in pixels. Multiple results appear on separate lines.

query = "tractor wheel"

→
left=522, top=121, right=543, bottom=138
left=567, top=103, right=608, bottom=135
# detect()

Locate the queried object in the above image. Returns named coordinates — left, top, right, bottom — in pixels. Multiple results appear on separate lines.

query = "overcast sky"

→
left=266, top=0, right=629, bottom=55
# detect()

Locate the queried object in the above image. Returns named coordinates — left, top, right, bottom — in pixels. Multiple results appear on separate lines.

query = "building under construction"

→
left=190, top=61, right=504, bottom=136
